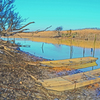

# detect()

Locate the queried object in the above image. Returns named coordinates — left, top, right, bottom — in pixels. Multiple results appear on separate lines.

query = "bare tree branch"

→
left=7, top=29, right=29, bottom=36
left=0, top=0, right=51, bottom=39
left=13, top=22, right=35, bottom=31
left=15, top=33, right=22, bottom=38
left=6, top=19, right=13, bottom=32
left=35, top=25, right=52, bottom=34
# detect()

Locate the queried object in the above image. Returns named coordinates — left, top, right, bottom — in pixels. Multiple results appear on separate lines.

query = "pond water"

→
left=1, top=38, right=100, bottom=72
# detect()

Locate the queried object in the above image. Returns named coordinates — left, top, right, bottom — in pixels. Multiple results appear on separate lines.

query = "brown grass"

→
left=3, top=29, right=100, bottom=48
left=8, top=29, right=100, bottom=37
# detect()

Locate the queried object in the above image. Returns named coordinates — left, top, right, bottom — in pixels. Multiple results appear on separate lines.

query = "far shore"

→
left=2, top=29, right=100, bottom=48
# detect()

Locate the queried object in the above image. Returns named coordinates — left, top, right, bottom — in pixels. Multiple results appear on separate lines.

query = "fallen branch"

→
left=1, top=22, right=35, bottom=37
left=0, top=49, right=14, bottom=57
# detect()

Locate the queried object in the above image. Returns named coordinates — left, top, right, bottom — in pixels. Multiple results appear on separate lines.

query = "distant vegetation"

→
left=72, top=28, right=100, bottom=30
left=55, top=26, right=63, bottom=37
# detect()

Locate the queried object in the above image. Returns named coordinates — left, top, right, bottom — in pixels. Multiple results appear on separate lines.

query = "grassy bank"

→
left=5, top=35, right=100, bottom=48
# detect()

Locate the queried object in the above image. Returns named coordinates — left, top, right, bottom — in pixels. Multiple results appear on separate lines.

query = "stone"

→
left=54, top=98, right=59, bottom=100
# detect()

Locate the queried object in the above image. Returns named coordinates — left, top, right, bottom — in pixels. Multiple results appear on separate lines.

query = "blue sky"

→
left=15, top=0, right=100, bottom=31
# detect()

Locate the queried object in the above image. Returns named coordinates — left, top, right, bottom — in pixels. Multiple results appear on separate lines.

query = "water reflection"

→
left=83, top=48, right=85, bottom=57
left=93, top=48, right=95, bottom=57
left=41, top=43, right=44, bottom=53
left=53, top=44, right=61, bottom=48
left=70, top=46, right=73, bottom=59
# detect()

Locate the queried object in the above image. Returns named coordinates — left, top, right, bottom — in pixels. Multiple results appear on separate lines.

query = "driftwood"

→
left=0, top=44, right=19, bottom=57
left=0, top=48, right=14, bottom=57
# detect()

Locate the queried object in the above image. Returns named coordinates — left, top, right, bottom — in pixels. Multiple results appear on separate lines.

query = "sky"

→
left=14, top=0, right=100, bottom=31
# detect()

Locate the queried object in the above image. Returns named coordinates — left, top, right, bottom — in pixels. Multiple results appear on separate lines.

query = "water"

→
left=1, top=38, right=100, bottom=72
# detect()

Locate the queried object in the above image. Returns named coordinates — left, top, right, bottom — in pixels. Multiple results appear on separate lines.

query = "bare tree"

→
left=55, top=26, right=63, bottom=37
left=0, top=0, right=34, bottom=37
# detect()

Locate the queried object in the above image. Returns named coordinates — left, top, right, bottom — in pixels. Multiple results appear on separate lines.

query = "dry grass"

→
left=3, top=29, right=100, bottom=48
left=7, top=29, right=100, bottom=37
